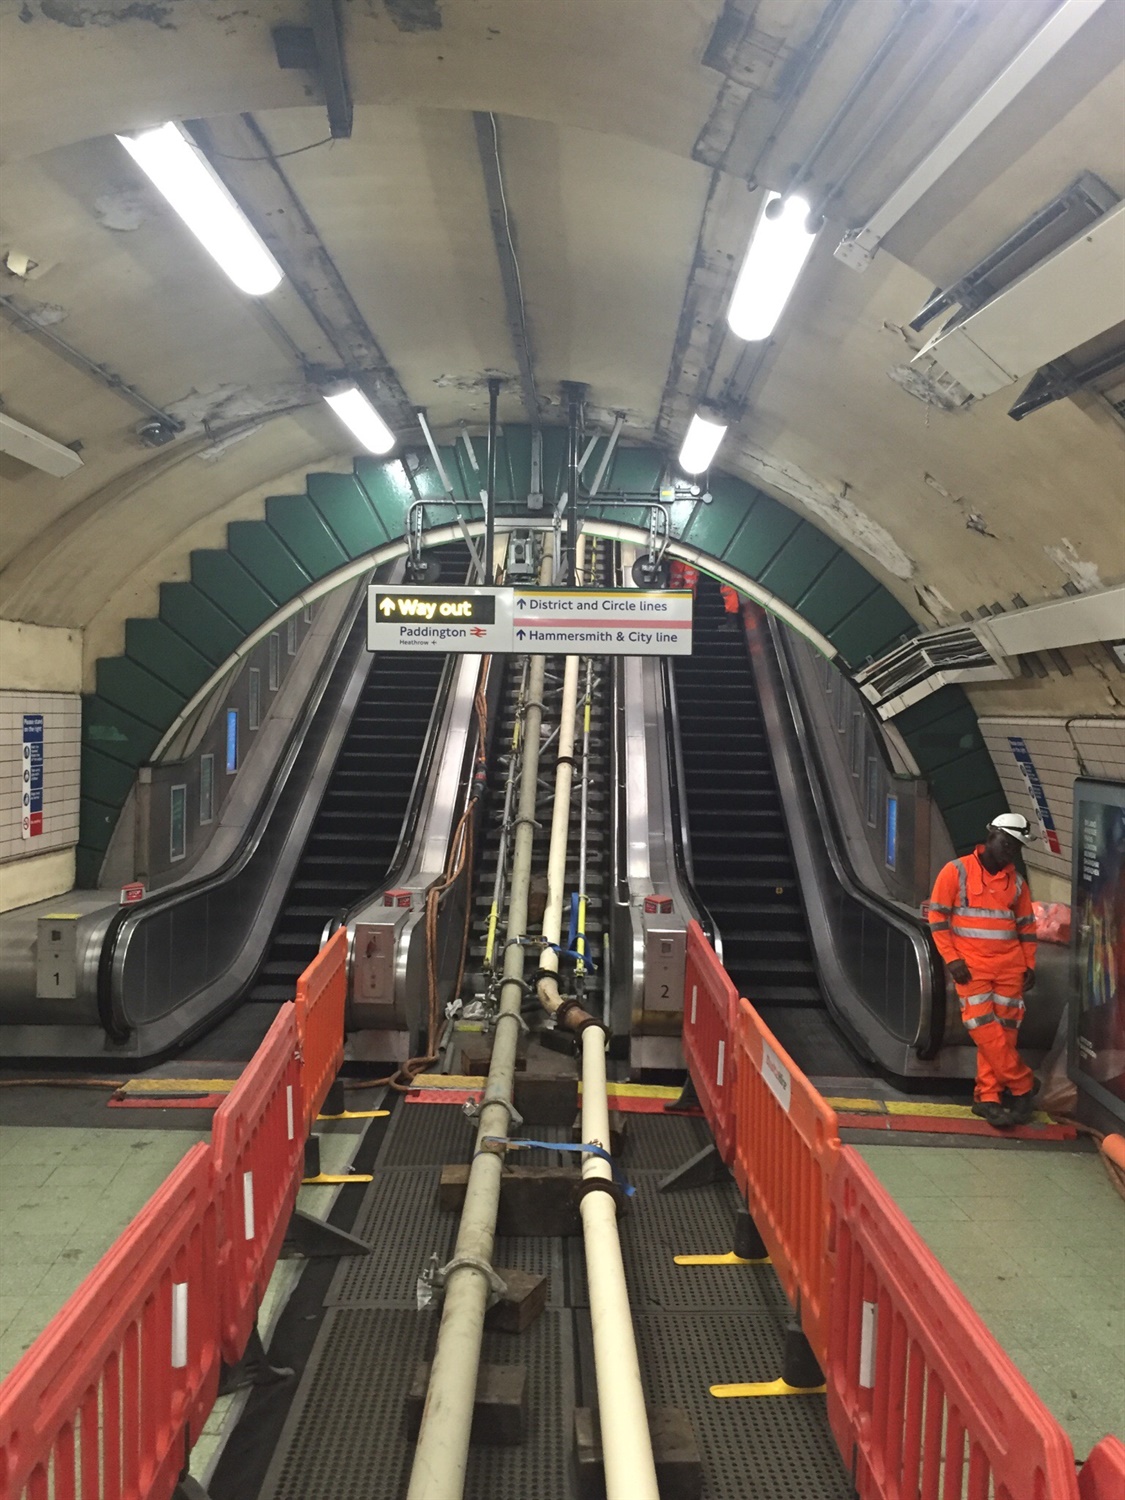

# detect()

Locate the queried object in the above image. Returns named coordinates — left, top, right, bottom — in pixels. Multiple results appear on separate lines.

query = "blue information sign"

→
left=226, top=709, right=239, bottom=774
left=21, top=714, right=43, bottom=839
left=885, top=794, right=897, bottom=870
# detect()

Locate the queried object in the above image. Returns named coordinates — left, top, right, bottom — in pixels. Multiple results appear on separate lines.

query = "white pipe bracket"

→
left=435, top=1253, right=509, bottom=1307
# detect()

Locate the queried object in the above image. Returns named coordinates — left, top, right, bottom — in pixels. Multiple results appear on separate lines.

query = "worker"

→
left=668, top=559, right=699, bottom=594
left=927, top=813, right=1040, bottom=1128
left=718, top=582, right=740, bottom=628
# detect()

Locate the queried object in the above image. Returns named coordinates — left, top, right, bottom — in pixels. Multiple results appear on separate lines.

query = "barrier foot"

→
left=658, top=1142, right=727, bottom=1193
left=282, top=1208, right=371, bottom=1259
left=782, top=1320, right=824, bottom=1390
left=172, top=1475, right=212, bottom=1500
left=323, top=1077, right=347, bottom=1116
left=734, top=1207, right=769, bottom=1262
left=674, top=1250, right=769, bottom=1265
left=304, top=1134, right=322, bottom=1178
left=217, top=1326, right=294, bottom=1396
left=710, top=1378, right=826, bottom=1398
left=663, top=1073, right=700, bottom=1113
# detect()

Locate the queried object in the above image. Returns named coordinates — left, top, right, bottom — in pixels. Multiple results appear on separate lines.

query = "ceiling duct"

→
left=854, top=625, right=1011, bottom=719
left=911, top=201, right=1125, bottom=402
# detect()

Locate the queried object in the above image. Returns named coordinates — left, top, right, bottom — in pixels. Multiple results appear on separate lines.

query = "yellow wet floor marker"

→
left=301, top=1173, right=375, bottom=1185
left=674, top=1250, right=771, bottom=1266
left=318, top=1109, right=390, bottom=1121
left=710, top=1379, right=826, bottom=1398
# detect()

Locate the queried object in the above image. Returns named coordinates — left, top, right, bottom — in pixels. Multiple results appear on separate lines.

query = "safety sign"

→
left=368, top=586, right=692, bottom=655
left=21, top=714, right=43, bottom=839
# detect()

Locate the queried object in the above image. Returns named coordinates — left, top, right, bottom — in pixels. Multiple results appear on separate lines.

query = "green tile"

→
left=265, top=494, right=349, bottom=580
left=307, top=472, right=386, bottom=559
left=227, top=519, right=312, bottom=601
left=191, top=550, right=275, bottom=634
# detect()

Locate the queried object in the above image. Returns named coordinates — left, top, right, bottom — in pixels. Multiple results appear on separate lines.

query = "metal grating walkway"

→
left=256, top=1102, right=853, bottom=1499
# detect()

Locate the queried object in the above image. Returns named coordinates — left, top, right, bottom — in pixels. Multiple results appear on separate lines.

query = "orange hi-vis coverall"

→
left=719, top=583, right=740, bottom=615
left=928, top=848, right=1037, bottom=1103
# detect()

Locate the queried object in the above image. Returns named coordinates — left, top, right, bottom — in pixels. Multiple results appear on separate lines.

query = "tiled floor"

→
left=0, top=1125, right=206, bottom=1378
left=859, top=1142, right=1125, bottom=1461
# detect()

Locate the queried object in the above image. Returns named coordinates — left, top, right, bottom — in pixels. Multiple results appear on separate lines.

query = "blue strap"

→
left=568, top=893, right=579, bottom=954
left=479, top=1136, right=634, bottom=1197
left=544, top=942, right=598, bottom=972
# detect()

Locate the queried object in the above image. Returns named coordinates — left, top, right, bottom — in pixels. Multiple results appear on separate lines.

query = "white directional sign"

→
left=368, top=586, right=692, bottom=655
left=512, top=589, right=693, bottom=655
left=367, top=585, right=514, bottom=653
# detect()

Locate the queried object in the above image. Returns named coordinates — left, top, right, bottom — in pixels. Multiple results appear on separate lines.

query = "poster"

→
left=1072, top=780, right=1125, bottom=1106
left=21, top=714, right=43, bottom=839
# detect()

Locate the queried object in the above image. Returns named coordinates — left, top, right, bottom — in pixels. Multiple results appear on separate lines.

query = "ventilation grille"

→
left=855, top=624, right=1005, bottom=717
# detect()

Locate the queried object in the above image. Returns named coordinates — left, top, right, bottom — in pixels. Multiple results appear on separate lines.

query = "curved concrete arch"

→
left=77, top=428, right=1003, bottom=884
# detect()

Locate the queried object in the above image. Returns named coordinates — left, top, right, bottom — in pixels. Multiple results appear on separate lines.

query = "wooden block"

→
left=485, top=1267, right=549, bottom=1333
left=407, top=1361, right=528, bottom=1445
left=575, top=1406, right=702, bottom=1499
left=572, top=1109, right=627, bottom=1157
left=439, top=1163, right=583, bottom=1235
left=459, top=1032, right=527, bottom=1075
left=514, top=1072, right=579, bottom=1125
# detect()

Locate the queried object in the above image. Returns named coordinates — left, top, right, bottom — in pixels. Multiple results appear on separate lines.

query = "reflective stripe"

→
left=1016, top=915, right=1036, bottom=928
left=1019, top=934, right=1037, bottom=943
left=950, top=925, right=1017, bottom=940
left=964, top=1013, right=997, bottom=1030
left=1015, top=874, right=1025, bottom=900
left=929, top=902, right=952, bottom=914
left=998, top=1017, right=1020, bottom=1030
left=953, top=905, right=1017, bottom=919
left=961, top=992, right=994, bottom=1005
left=929, top=920, right=951, bottom=932
left=955, top=860, right=968, bottom=908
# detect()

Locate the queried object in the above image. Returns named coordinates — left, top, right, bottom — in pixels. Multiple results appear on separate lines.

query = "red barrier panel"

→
left=1080, top=1436, right=1125, bottom=1498
left=681, top=921, right=738, bottom=1163
left=0, top=1143, right=219, bottom=1500
left=294, top=926, right=348, bottom=1136
left=212, top=1004, right=303, bottom=1365
left=827, top=1146, right=1080, bottom=1500
left=730, top=997, right=839, bottom=1366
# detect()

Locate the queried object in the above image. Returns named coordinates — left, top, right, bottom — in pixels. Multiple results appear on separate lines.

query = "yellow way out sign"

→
left=368, top=586, right=693, bottom=655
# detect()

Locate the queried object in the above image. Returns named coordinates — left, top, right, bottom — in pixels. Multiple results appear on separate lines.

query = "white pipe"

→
left=580, top=1027, right=661, bottom=1500
left=536, top=652, right=581, bottom=1013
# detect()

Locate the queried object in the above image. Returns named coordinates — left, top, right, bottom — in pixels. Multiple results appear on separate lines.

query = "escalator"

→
left=248, top=651, right=448, bottom=1003
left=674, top=575, right=872, bottom=1075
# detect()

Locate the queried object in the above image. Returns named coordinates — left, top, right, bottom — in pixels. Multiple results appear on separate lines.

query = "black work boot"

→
left=1007, top=1079, right=1041, bottom=1125
left=971, top=1099, right=1015, bottom=1129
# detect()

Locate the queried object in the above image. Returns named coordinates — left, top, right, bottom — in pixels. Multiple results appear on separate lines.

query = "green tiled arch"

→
left=77, top=427, right=1003, bottom=885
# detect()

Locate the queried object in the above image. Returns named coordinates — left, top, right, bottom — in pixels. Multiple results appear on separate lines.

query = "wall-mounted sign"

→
left=1008, top=736, right=1061, bottom=854
left=1071, top=778, right=1125, bottom=1113
left=21, top=714, right=43, bottom=839
left=367, top=586, right=692, bottom=656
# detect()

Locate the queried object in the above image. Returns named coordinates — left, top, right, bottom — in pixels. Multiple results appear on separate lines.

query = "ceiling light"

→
left=678, top=409, right=727, bottom=475
left=324, top=386, right=396, bottom=454
left=117, top=122, right=284, bottom=296
left=727, top=192, right=818, bottom=342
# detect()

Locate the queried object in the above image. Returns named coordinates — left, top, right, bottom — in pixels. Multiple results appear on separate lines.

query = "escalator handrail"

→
left=96, top=572, right=374, bottom=1041
left=766, top=615, right=946, bottom=1056
left=659, top=656, right=717, bottom=947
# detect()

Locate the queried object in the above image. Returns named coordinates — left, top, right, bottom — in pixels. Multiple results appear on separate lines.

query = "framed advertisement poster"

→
left=1071, top=778, right=1125, bottom=1120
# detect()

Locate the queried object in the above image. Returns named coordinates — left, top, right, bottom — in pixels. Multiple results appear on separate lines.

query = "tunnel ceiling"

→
left=1, top=0, right=1123, bottom=713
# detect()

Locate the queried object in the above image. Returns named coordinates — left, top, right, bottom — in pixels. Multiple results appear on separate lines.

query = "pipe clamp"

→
left=436, top=1253, right=508, bottom=1307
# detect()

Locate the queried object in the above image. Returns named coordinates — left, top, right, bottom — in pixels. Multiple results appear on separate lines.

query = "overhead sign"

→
left=367, top=586, right=692, bottom=655
left=368, top=586, right=514, bottom=653
left=513, top=589, right=692, bottom=655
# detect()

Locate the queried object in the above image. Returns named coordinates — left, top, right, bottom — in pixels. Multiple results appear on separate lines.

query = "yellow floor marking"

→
left=711, top=1379, right=826, bottom=1398
left=411, top=1074, right=484, bottom=1089
left=605, top=1082, right=683, bottom=1099
left=824, top=1097, right=885, bottom=1113
left=674, top=1252, right=771, bottom=1266
left=886, top=1101, right=973, bottom=1118
left=318, top=1110, right=390, bottom=1121
left=301, top=1173, right=374, bottom=1185
left=119, top=1078, right=236, bottom=1094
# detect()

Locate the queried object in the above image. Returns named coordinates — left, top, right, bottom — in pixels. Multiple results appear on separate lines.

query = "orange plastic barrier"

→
left=0, top=1143, right=219, bottom=1500
left=730, top=996, right=839, bottom=1365
left=1080, top=1435, right=1125, bottom=1498
left=212, top=1004, right=304, bottom=1365
left=827, top=1146, right=1080, bottom=1500
left=294, top=926, right=348, bottom=1135
left=681, top=920, right=739, bottom=1162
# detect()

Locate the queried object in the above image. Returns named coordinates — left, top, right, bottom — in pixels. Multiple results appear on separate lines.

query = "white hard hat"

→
left=987, top=812, right=1035, bottom=846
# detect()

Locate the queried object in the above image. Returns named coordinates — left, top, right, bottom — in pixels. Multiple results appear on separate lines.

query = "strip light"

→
left=117, top=123, right=284, bottom=296
left=727, top=192, right=818, bottom=342
left=324, top=387, right=396, bottom=454
left=677, top=410, right=728, bottom=475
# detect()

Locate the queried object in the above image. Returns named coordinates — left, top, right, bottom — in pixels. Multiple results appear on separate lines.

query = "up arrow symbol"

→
left=379, top=597, right=396, bottom=616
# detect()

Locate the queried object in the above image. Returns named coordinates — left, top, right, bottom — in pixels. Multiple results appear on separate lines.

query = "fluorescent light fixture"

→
left=727, top=192, right=817, bottom=342
left=0, top=413, right=83, bottom=477
left=117, top=122, right=283, bottom=296
left=324, top=387, right=396, bottom=454
left=678, top=410, right=727, bottom=475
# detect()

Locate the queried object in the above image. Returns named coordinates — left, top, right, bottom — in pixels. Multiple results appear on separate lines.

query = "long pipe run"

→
left=406, top=558, right=551, bottom=1500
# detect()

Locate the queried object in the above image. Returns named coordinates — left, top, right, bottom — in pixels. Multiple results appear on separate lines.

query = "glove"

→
left=948, top=959, right=971, bottom=986
left=1023, top=970, right=1036, bottom=995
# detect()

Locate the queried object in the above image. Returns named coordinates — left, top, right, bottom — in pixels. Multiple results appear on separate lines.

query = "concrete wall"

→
left=0, top=621, right=83, bottom=912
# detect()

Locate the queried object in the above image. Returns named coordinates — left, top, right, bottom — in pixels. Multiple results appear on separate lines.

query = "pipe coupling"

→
left=436, top=1252, right=508, bottom=1307
left=463, top=1093, right=524, bottom=1128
